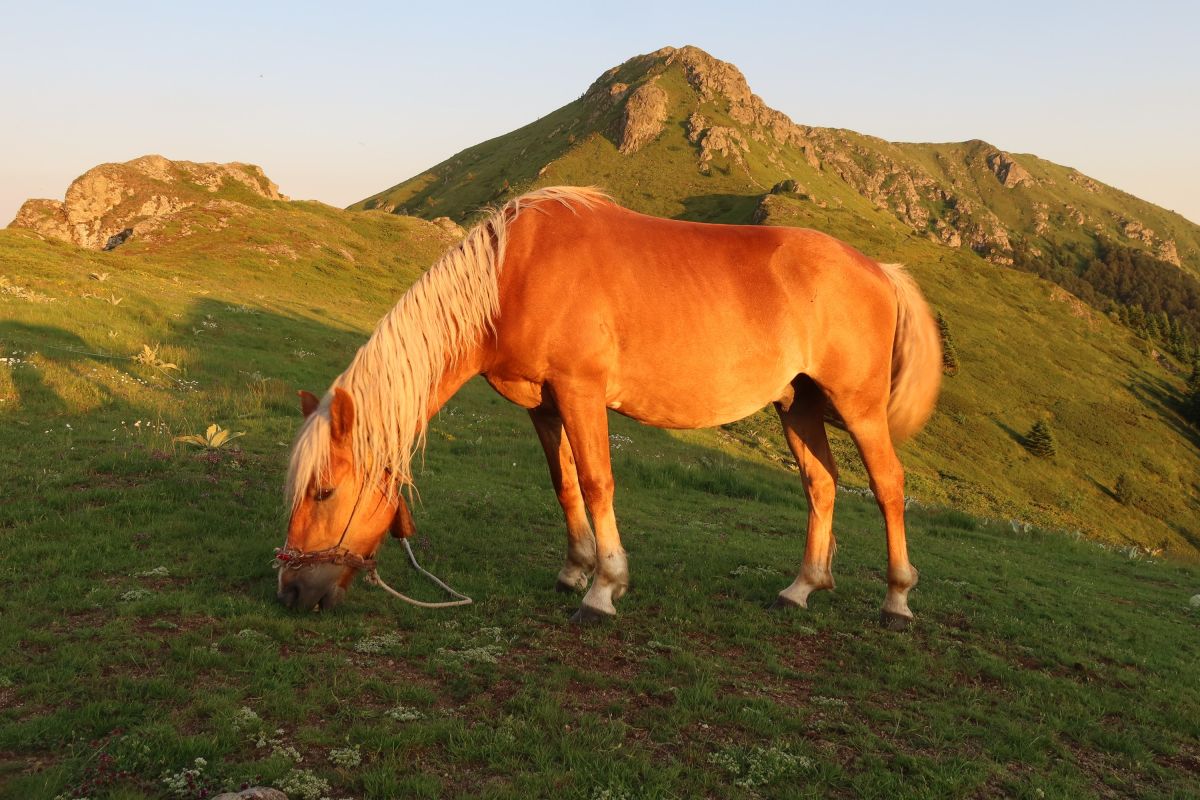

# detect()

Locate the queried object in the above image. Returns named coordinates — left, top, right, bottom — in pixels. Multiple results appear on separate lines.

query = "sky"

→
left=2, top=0, right=1198, bottom=225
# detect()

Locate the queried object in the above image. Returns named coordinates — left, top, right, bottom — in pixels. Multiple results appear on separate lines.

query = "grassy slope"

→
left=345, top=53, right=1200, bottom=557
left=2, top=219, right=1199, bottom=799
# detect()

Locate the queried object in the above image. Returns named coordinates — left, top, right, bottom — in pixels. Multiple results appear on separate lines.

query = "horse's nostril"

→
left=278, top=582, right=299, bottom=608
left=318, top=585, right=345, bottom=611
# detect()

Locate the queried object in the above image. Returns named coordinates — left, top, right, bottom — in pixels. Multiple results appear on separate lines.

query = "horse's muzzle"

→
left=277, top=563, right=346, bottom=611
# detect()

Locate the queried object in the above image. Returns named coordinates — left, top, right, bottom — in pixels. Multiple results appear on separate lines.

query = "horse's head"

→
left=276, top=387, right=415, bottom=611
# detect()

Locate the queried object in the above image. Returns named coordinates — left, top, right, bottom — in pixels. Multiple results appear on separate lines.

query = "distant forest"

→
left=1012, top=236, right=1200, bottom=359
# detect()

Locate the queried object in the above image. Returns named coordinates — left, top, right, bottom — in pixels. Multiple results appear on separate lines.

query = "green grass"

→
left=2, top=217, right=1199, bottom=799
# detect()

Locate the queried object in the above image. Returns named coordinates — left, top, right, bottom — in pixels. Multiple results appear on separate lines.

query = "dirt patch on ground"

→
left=1063, top=737, right=1156, bottom=799
left=528, top=625, right=644, bottom=682
left=1155, top=741, right=1200, bottom=776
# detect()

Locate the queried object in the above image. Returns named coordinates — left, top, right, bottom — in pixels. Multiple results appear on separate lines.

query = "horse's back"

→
left=491, top=199, right=897, bottom=427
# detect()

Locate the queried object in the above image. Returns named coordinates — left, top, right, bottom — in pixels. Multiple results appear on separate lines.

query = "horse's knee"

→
left=579, top=473, right=614, bottom=506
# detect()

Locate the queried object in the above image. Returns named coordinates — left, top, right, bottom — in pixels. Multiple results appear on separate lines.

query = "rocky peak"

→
left=8, top=155, right=286, bottom=250
left=588, top=46, right=818, bottom=171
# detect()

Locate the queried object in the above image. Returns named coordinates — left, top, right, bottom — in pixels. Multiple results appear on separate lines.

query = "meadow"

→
left=1, top=222, right=1199, bottom=799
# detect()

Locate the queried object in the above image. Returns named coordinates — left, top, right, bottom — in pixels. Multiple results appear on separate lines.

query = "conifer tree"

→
left=1114, top=473, right=1135, bottom=505
left=1025, top=419, right=1056, bottom=458
left=937, top=312, right=959, bottom=376
left=1186, top=353, right=1200, bottom=427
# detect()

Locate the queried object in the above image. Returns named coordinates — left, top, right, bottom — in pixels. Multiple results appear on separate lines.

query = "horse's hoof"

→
left=555, top=577, right=585, bottom=594
left=570, top=604, right=614, bottom=626
left=767, top=595, right=803, bottom=613
left=880, top=610, right=913, bottom=631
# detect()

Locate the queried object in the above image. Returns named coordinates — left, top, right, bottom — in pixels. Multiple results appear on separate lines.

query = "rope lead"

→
left=364, top=538, right=473, bottom=608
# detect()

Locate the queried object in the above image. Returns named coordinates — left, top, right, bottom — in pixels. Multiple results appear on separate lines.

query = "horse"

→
left=276, top=186, right=941, bottom=628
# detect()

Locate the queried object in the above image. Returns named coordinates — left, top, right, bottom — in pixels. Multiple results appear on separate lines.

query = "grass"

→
left=2, top=210, right=1199, bottom=799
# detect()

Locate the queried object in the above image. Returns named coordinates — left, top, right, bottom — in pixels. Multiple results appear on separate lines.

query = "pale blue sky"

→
left=2, top=1, right=1197, bottom=224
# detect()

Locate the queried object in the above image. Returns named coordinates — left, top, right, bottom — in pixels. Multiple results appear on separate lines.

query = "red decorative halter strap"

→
left=272, top=545, right=377, bottom=572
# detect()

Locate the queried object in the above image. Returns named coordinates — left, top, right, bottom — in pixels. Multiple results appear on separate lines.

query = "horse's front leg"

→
left=529, top=407, right=597, bottom=592
left=552, top=383, right=628, bottom=623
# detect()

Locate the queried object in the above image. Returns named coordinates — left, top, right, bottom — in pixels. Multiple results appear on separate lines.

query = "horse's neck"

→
left=424, top=341, right=488, bottom=423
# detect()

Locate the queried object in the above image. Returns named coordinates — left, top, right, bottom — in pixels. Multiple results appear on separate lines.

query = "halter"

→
left=272, top=477, right=472, bottom=609
left=273, top=485, right=376, bottom=572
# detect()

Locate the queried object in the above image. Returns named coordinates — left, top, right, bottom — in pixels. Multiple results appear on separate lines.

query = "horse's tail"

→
left=879, top=263, right=941, bottom=442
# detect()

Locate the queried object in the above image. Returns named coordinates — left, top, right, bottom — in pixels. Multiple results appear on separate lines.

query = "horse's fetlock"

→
left=888, top=563, right=918, bottom=591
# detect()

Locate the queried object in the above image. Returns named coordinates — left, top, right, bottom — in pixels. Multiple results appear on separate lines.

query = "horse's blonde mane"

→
left=286, top=185, right=608, bottom=509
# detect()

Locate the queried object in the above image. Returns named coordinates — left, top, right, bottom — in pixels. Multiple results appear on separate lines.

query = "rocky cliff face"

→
left=8, top=155, right=285, bottom=249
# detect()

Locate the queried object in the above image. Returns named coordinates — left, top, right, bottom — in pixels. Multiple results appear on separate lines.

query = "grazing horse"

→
left=277, top=186, right=941, bottom=628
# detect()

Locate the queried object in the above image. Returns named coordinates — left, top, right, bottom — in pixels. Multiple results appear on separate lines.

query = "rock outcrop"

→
left=8, top=155, right=285, bottom=249
left=618, top=79, right=668, bottom=154
left=986, top=151, right=1033, bottom=188
left=668, top=46, right=820, bottom=169
left=430, top=216, right=466, bottom=239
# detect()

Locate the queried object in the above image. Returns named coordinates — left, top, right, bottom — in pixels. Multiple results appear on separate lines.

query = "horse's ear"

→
left=298, top=390, right=320, bottom=418
left=390, top=493, right=417, bottom=540
left=329, top=388, right=355, bottom=443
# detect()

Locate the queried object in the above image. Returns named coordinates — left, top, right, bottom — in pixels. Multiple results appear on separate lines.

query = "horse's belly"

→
left=606, top=353, right=798, bottom=429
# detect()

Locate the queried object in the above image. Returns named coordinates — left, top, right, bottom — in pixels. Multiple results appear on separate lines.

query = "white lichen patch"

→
left=729, top=564, right=779, bottom=577
left=708, top=745, right=813, bottom=789
left=230, top=706, right=261, bottom=730
left=328, top=743, right=362, bottom=768
left=274, top=768, right=330, bottom=800
left=353, top=632, right=404, bottom=654
left=385, top=704, right=426, bottom=722
left=437, top=643, right=504, bottom=664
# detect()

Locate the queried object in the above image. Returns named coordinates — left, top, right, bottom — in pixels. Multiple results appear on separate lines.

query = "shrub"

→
left=1025, top=419, right=1056, bottom=458
left=937, top=312, right=959, bottom=376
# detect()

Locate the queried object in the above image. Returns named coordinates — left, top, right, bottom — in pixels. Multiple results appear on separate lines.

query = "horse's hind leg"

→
left=552, top=382, right=629, bottom=623
left=529, top=407, right=597, bottom=593
left=840, top=405, right=918, bottom=629
left=772, top=378, right=838, bottom=610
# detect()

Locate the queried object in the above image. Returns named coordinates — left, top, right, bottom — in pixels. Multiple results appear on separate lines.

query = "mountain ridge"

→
left=354, top=45, right=1199, bottom=281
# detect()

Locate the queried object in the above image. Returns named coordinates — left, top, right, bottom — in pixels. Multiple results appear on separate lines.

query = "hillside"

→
left=353, top=46, right=1200, bottom=558
left=1, top=159, right=1199, bottom=796
left=1, top=158, right=461, bottom=432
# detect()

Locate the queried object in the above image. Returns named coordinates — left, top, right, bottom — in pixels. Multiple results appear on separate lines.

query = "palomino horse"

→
left=277, top=187, right=941, bottom=628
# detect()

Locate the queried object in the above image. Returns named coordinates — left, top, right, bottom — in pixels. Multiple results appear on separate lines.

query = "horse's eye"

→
left=314, top=487, right=336, bottom=502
